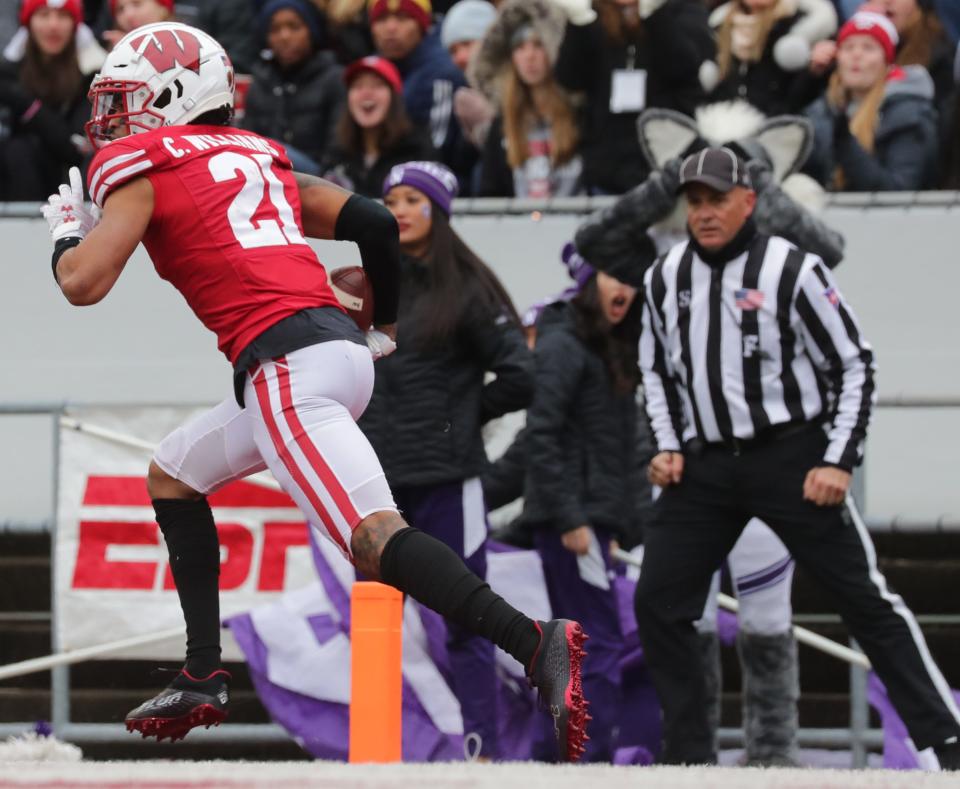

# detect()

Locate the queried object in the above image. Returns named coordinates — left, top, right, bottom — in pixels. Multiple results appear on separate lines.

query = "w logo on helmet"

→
left=130, top=29, right=202, bottom=74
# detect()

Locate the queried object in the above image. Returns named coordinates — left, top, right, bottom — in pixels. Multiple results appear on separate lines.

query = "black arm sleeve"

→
left=334, top=193, right=400, bottom=326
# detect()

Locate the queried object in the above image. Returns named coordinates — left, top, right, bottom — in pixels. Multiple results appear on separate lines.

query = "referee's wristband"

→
left=51, top=236, right=81, bottom=284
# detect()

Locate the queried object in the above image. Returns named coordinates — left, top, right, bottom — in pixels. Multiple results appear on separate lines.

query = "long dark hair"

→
left=570, top=275, right=642, bottom=395
left=21, top=35, right=83, bottom=108
left=335, top=91, right=413, bottom=156
left=896, top=6, right=948, bottom=73
left=408, top=207, right=522, bottom=347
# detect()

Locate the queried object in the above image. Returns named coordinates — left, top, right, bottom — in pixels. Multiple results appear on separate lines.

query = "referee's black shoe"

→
left=936, top=737, right=960, bottom=771
left=125, top=668, right=230, bottom=742
left=527, top=619, right=590, bottom=762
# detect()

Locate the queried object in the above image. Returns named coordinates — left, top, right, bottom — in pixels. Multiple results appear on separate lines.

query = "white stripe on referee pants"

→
left=846, top=496, right=960, bottom=725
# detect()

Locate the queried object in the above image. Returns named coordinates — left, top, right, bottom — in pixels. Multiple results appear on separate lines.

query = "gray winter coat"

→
left=515, top=301, right=639, bottom=535
left=804, top=65, right=939, bottom=191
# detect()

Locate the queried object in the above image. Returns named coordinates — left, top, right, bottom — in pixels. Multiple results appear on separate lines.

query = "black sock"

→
left=379, top=527, right=541, bottom=670
left=153, top=498, right=222, bottom=677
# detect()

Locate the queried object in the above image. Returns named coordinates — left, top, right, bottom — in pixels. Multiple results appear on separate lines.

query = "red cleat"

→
left=125, top=669, right=230, bottom=742
left=527, top=620, right=589, bottom=762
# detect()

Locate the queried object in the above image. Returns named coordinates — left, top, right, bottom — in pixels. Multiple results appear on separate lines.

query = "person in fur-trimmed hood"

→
left=803, top=7, right=938, bottom=190
left=701, top=0, right=838, bottom=116
left=470, top=0, right=585, bottom=197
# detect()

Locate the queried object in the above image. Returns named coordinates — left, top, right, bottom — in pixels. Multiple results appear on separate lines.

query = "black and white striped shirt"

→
left=640, top=233, right=876, bottom=471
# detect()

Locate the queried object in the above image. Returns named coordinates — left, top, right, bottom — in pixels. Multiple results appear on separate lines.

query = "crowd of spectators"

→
left=1, top=0, right=959, bottom=199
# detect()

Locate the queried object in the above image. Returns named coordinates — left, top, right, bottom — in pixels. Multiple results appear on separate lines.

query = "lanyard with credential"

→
left=610, top=43, right=647, bottom=114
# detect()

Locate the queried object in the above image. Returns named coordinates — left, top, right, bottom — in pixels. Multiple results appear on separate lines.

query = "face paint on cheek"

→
left=421, top=203, right=432, bottom=218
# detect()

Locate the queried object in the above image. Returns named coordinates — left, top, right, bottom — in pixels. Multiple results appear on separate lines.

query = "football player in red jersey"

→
left=41, top=22, right=588, bottom=759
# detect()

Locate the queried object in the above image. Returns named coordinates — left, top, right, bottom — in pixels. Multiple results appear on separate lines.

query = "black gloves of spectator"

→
left=0, top=79, right=35, bottom=118
left=832, top=109, right=852, bottom=144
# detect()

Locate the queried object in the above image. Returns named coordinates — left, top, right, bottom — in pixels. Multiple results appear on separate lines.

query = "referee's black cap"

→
left=678, top=146, right=752, bottom=194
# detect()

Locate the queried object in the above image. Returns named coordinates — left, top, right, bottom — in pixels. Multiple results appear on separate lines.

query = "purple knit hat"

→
left=383, top=161, right=460, bottom=215
left=561, top=242, right=595, bottom=288
left=521, top=242, right=596, bottom=328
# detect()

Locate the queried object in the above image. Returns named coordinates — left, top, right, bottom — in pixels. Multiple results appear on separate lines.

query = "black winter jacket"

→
left=358, top=255, right=535, bottom=488
left=709, top=13, right=826, bottom=116
left=553, top=0, right=713, bottom=194
left=0, top=62, right=91, bottom=200
left=514, top=302, right=639, bottom=535
left=320, top=127, right=436, bottom=197
left=483, top=413, right=654, bottom=549
left=241, top=51, right=344, bottom=164
left=196, top=0, right=258, bottom=73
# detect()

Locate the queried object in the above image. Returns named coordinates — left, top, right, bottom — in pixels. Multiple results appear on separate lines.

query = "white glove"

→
left=365, top=329, right=397, bottom=361
left=549, top=0, right=596, bottom=26
left=42, top=166, right=99, bottom=243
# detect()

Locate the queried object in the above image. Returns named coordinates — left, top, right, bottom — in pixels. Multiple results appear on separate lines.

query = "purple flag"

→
left=226, top=537, right=663, bottom=762
left=867, top=671, right=960, bottom=770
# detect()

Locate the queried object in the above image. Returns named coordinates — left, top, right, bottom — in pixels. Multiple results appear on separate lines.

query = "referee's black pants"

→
left=634, top=424, right=960, bottom=764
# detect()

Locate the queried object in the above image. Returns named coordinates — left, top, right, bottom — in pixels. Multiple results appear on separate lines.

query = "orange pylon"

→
left=348, top=582, right=403, bottom=762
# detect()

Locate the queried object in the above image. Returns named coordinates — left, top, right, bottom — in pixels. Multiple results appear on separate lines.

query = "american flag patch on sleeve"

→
left=735, top=288, right=765, bottom=310
left=824, top=287, right=841, bottom=308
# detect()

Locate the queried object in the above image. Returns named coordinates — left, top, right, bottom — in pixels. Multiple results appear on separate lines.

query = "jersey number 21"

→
left=209, top=151, right=307, bottom=250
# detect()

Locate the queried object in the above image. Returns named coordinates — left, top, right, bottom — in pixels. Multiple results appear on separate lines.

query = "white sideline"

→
left=0, top=761, right=955, bottom=787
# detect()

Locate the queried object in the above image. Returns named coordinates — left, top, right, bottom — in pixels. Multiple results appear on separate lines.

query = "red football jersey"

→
left=87, top=125, right=344, bottom=363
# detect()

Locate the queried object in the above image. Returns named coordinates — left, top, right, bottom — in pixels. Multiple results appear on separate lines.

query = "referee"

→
left=635, top=146, right=960, bottom=768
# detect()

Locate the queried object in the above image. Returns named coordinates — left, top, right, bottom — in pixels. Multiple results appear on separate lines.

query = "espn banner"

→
left=56, top=406, right=314, bottom=660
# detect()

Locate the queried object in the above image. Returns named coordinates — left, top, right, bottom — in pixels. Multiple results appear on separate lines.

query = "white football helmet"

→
left=86, top=22, right=234, bottom=148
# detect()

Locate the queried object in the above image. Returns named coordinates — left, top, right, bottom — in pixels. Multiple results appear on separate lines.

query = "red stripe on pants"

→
left=275, top=360, right=362, bottom=528
left=252, top=363, right=349, bottom=555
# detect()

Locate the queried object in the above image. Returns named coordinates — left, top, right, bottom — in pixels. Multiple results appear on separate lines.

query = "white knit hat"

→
left=441, top=0, right=497, bottom=49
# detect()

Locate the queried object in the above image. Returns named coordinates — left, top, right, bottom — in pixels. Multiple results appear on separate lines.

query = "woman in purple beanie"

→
left=356, top=160, right=535, bottom=760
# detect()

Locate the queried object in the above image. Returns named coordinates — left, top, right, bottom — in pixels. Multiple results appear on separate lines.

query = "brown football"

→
left=329, top=266, right=374, bottom=330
